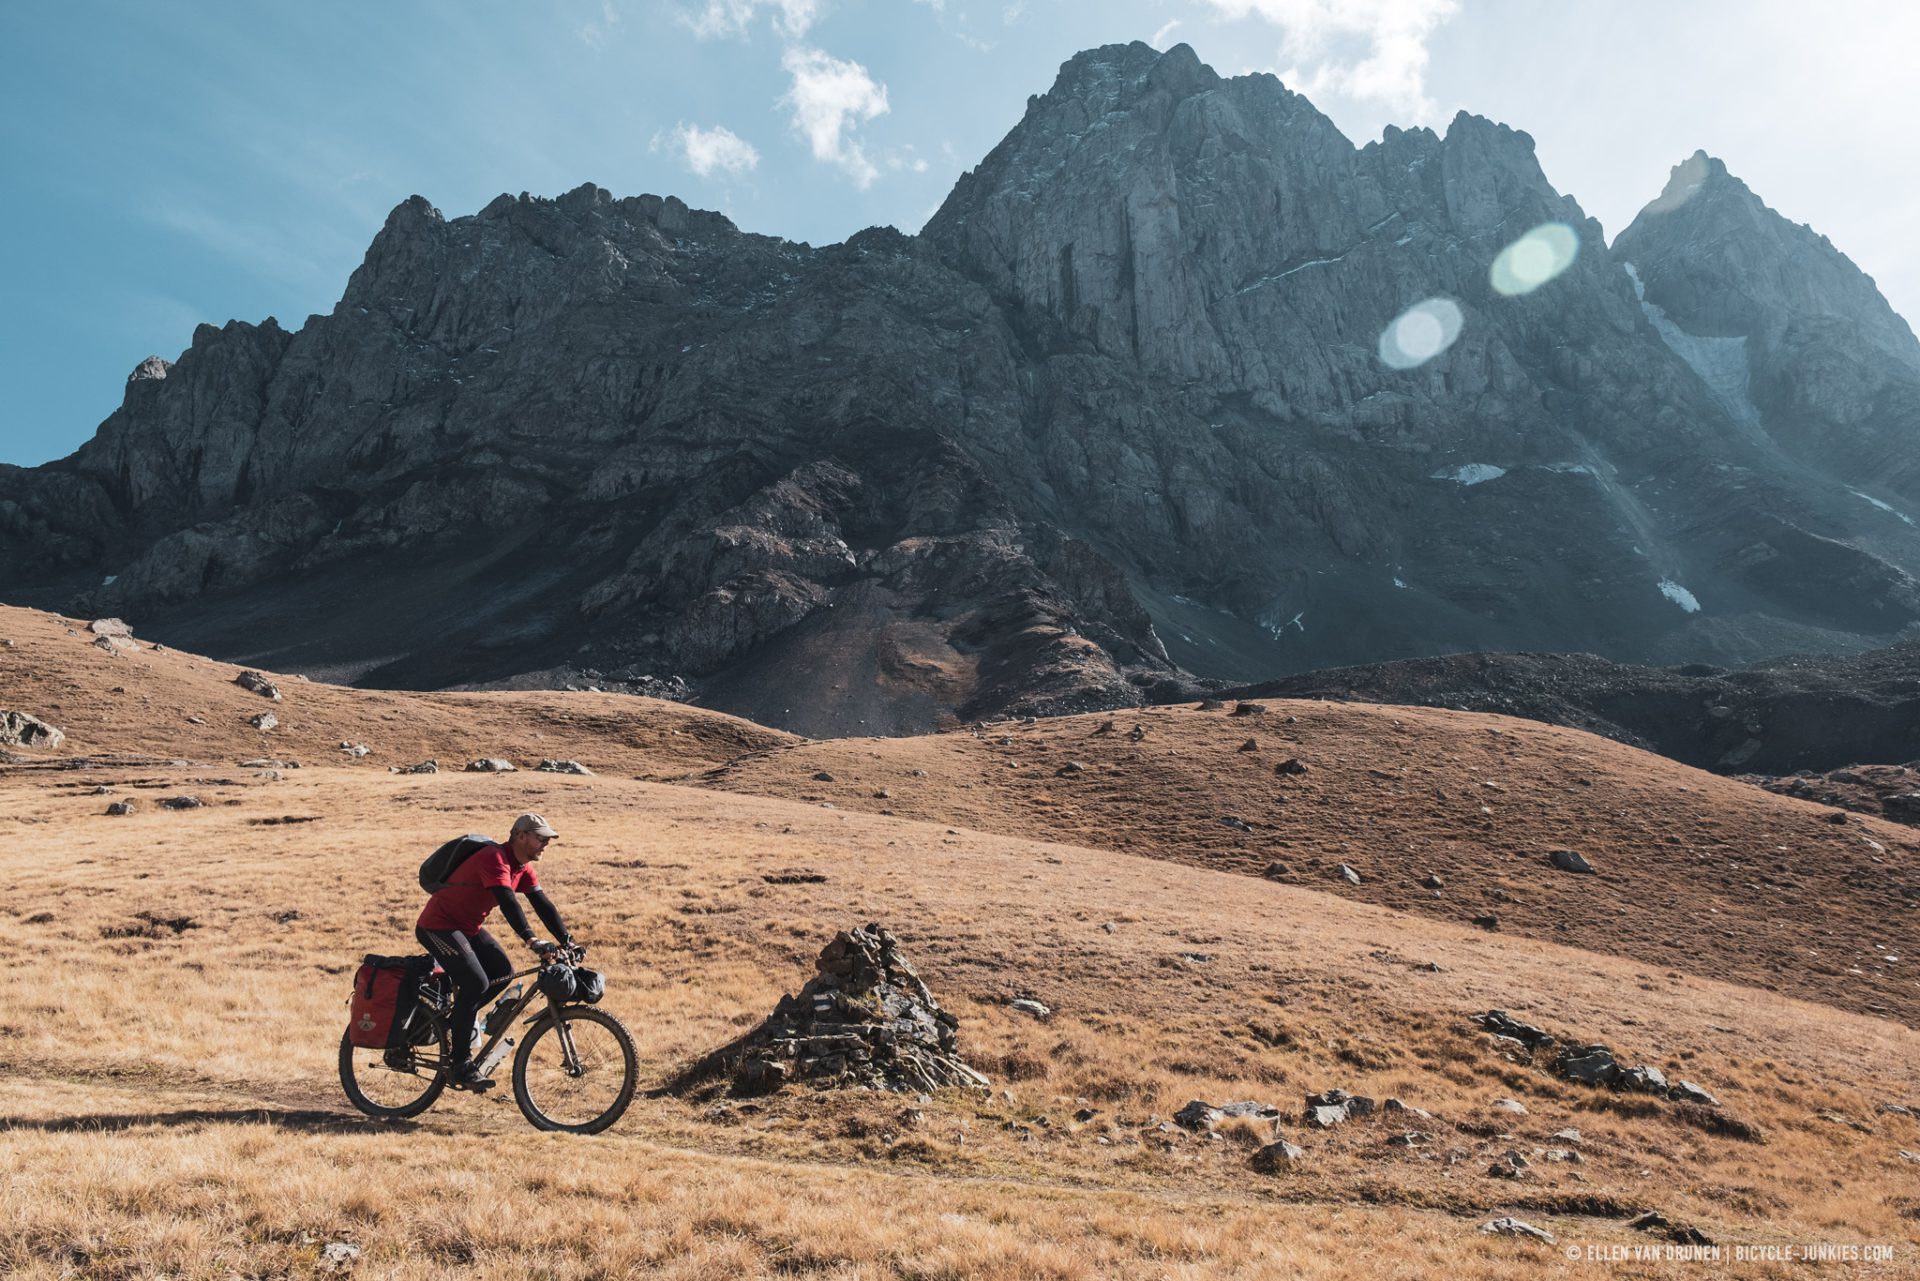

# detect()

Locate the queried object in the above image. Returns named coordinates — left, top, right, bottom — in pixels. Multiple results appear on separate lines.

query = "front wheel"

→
left=339, top=1031, right=446, bottom=1120
left=511, top=1007, right=636, bottom=1134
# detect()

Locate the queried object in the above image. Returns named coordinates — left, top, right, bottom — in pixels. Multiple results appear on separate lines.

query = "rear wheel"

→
left=339, top=1031, right=447, bottom=1120
left=511, top=1007, right=637, bottom=1134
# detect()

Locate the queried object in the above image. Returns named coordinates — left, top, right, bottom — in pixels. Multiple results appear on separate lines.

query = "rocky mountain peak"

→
left=126, top=356, right=171, bottom=384
left=3, top=42, right=1918, bottom=728
left=1617, top=152, right=1918, bottom=359
left=1616, top=151, right=1920, bottom=502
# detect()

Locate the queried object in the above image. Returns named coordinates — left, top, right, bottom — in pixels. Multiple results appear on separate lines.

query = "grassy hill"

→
left=2, top=605, right=1916, bottom=1277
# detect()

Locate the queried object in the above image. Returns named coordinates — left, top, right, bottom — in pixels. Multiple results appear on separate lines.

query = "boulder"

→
left=234, top=671, right=282, bottom=701
left=1336, top=864, right=1361, bottom=884
left=538, top=759, right=593, bottom=775
left=1274, top=758, right=1308, bottom=776
left=1229, top=702, right=1267, bottom=717
left=1250, top=1139, right=1305, bottom=1171
left=1473, top=1010, right=1555, bottom=1051
left=340, top=742, right=370, bottom=758
left=87, top=618, right=133, bottom=637
left=159, top=796, right=202, bottom=810
left=1617, top=1064, right=1670, bottom=1094
left=105, top=800, right=136, bottom=816
left=1548, top=849, right=1595, bottom=873
left=1480, top=1217, right=1554, bottom=1244
left=465, top=758, right=518, bottom=773
left=250, top=711, right=278, bottom=731
left=1304, top=1088, right=1374, bottom=1128
left=1669, top=1079, right=1720, bottom=1107
left=0, top=711, right=64, bottom=750
left=1554, top=1044, right=1621, bottom=1086
left=1010, top=997, right=1051, bottom=1020
left=391, top=759, right=438, bottom=775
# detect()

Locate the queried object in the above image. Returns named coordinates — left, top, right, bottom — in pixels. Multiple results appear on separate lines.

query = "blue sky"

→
left=4, top=0, right=1916, bottom=467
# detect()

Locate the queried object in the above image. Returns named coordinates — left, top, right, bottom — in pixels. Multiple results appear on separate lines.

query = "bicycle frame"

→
left=417, top=961, right=585, bottom=1077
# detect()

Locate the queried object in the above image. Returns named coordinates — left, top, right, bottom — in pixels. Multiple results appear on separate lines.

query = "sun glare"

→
left=1378, top=297, right=1464, bottom=369
left=1491, top=222, right=1580, bottom=296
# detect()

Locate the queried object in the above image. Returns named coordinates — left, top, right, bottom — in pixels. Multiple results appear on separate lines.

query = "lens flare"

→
left=1378, top=297, right=1464, bottom=369
left=1491, top=222, right=1579, bottom=296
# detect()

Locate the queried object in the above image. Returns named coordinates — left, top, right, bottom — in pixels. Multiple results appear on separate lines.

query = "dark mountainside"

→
left=1218, top=640, right=1920, bottom=777
left=3, top=43, right=1918, bottom=737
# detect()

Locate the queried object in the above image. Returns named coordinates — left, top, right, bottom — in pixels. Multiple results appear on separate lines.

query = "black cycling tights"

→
left=417, top=926, right=514, bottom=1065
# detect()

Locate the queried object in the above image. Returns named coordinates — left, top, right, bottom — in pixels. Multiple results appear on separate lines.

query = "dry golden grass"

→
left=2, top=604, right=1918, bottom=1276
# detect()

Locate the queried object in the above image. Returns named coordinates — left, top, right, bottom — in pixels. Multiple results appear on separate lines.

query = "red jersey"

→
left=417, top=843, right=540, bottom=934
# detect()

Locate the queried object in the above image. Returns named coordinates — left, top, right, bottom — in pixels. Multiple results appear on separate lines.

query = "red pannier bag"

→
left=348, top=954, right=423, bottom=1048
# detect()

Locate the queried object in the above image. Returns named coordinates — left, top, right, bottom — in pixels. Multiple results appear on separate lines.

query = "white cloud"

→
left=1200, top=0, right=1459, bottom=123
left=683, top=0, right=820, bottom=39
left=779, top=46, right=890, bottom=188
left=1151, top=18, right=1183, bottom=48
left=670, top=123, right=761, bottom=176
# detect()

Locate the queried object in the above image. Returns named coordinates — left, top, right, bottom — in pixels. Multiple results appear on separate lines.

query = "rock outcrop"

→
left=3, top=43, right=1917, bottom=730
left=673, top=924, right=988, bottom=1097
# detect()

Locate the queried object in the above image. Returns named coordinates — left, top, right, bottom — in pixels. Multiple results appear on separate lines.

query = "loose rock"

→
left=1250, top=1139, right=1305, bottom=1171
left=1010, top=998, right=1051, bottom=1020
left=1548, top=848, right=1595, bottom=873
left=465, top=758, right=518, bottom=773
left=1229, top=702, right=1267, bottom=717
left=538, top=759, right=593, bottom=775
left=391, top=760, right=439, bottom=775
left=234, top=671, right=282, bottom=701
left=0, top=711, right=65, bottom=750
left=1274, top=757, right=1308, bottom=776
left=88, top=618, right=133, bottom=638
left=1481, top=1217, right=1555, bottom=1244
left=250, top=711, right=278, bottom=731
left=106, top=801, right=136, bottom=816
left=159, top=796, right=202, bottom=810
left=1473, top=1010, right=1555, bottom=1052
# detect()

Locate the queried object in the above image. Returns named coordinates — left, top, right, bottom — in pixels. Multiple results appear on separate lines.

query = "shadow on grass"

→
left=0, top=1106, right=419, bottom=1134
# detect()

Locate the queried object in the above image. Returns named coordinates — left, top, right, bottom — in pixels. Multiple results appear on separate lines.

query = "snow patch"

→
left=1657, top=579, right=1702, bottom=613
left=1848, top=489, right=1916, bottom=526
left=1432, top=464, right=1506, bottom=485
left=1237, top=253, right=1348, bottom=295
left=1392, top=576, right=1408, bottom=589
left=1541, top=462, right=1595, bottom=476
left=101, top=575, right=117, bottom=587
left=1623, top=262, right=1762, bottom=431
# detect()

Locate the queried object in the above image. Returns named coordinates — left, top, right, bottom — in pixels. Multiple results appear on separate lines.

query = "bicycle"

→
left=339, top=945, right=637, bottom=1134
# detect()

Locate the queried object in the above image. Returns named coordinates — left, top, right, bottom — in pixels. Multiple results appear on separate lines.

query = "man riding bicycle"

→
left=416, top=811, right=574, bottom=1092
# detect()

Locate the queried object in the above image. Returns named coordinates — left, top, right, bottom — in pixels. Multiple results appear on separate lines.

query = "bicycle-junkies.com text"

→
left=1568, top=1242, right=1898, bottom=1265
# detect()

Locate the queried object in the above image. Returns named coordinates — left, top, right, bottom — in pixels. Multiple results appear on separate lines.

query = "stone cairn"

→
left=676, top=924, right=989, bottom=1097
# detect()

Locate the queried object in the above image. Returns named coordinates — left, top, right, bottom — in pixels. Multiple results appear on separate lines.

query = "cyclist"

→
left=416, top=811, right=574, bottom=1091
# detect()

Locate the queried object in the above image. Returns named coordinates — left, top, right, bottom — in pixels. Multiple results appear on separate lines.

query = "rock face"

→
left=676, top=924, right=988, bottom=1097
left=3, top=43, right=1918, bottom=731
left=1227, top=642, right=1920, bottom=775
